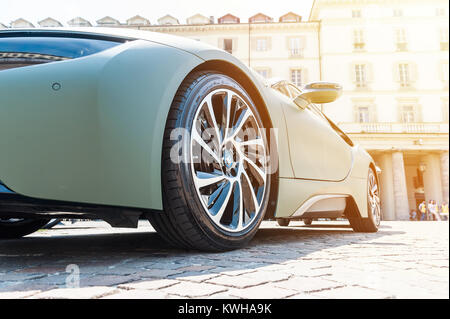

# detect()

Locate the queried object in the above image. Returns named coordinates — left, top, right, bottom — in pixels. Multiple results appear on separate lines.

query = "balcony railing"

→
left=339, top=122, right=450, bottom=134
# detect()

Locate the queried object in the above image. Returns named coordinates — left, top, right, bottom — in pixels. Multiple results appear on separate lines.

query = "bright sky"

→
left=1, top=0, right=314, bottom=25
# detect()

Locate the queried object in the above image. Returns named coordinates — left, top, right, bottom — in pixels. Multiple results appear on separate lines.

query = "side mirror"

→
left=294, top=82, right=343, bottom=107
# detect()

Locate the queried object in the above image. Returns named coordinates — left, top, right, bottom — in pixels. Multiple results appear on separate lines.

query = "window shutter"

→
left=370, top=104, right=378, bottom=122
left=353, top=105, right=360, bottom=122
left=351, top=63, right=357, bottom=83
left=251, top=38, right=257, bottom=51
left=302, top=68, right=309, bottom=84
left=415, top=104, right=423, bottom=122
left=267, top=37, right=272, bottom=51
left=410, top=63, right=418, bottom=82
left=233, top=38, right=238, bottom=51
left=367, top=63, right=374, bottom=82
left=393, top=62, right=400, bottom=82
left=299, top=36, right=306, bottom=49
left=218, top=38, right=224, bottom=50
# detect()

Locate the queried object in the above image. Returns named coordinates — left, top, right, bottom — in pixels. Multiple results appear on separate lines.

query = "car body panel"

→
left=276, top=92, right=353, bottom=181
left=0, top=28, right=375, bottom=222
left=275, top=145, right=372, bottom=219
left=0, top=39, right=203, bottom=210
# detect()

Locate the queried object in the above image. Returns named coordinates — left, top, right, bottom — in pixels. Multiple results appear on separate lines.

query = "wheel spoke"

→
left=229, top=108, right=251, bottom=140
left=242, top=169, right=260, bottom=213
left=222, top=91, right=233, bottom=141
left=204, top=95, right=222, bottom=145
left=194, top=171, right=227, bottom=189
left=242, top=154, right=266, bottom=183
left=239, top=138, right=265, bottom=148
left=210, top=180, right=234, bottom=224
left=192, top=128, right=221, bottom=164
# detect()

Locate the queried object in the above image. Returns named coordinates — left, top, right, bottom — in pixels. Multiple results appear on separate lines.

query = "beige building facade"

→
left=1, top=0, right=448, bottom=220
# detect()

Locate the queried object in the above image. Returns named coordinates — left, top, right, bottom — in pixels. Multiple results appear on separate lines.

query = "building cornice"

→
left=121, top=21, right=319, bottom=33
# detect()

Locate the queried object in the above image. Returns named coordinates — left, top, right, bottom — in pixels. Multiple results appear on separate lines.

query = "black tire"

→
left=148, top=71, right=274, bottom=251
left=303, top=218, right=313, bottom=226
left=277, top=219, right=290, bottom=227
left=0, top=218, right=50, bottom=239
left=348, top=168, right=380, bottom=233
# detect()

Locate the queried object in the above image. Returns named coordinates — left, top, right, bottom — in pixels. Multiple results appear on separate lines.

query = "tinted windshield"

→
left=0, top=37, right=120, bottom=59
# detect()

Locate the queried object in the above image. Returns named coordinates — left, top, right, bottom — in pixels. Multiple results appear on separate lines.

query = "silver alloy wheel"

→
left=190, top=88, right=267, bottom=233
left=368, top=170, right=381, bottom=227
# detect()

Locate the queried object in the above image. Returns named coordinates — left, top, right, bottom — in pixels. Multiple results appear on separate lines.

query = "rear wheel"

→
left=0, top=218, right=50, bottom=239
left=148, top=72, right=274, bottom=251
left=303, top=218, right=313, bottom=226
left=348, top=168, right=380, bottom=233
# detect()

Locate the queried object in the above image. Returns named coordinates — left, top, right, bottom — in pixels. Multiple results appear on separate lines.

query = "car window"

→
left=0, top=36, right=123, bottom=71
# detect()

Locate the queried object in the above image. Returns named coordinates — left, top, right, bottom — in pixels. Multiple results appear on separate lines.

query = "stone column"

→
left=423, top=154, right=443, bottom=205
left=392, top=152, right=410, bottom=220
left=440, top=152, right=449, bottom=204
left=378, top=153, right=396, bottom=220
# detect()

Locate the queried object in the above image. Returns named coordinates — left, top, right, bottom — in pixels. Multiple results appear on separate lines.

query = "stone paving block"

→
left=176, top=273, right=221, bottom=283
left=0, top=290, right=41, bottom=299
left=310, top=285, right=394, bottom=299
left=101, top=289, right=169, bottom=299
left=273, top=276, right=344, bottom=293
left=175, top=265, right=216, bottom=272
left=138, top=268, right=186, bottom=278
left=81, top=274, right=141, bottom=287
left=160, top=282, right=227, bottom=298
left=228, top=284, right=297, bottom=299
left=30, top=286, right=118, bottom=299
left=118, top=279, right=179, bottom=290
left=206, top=271, right=290, bottom=289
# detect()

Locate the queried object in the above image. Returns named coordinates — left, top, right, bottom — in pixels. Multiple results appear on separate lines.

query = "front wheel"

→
left=0, top=218, right=50, bottom=239
left=303, top=218, right=313, bottom=226
left=148, top=72, right=275, bottom=251
left=348, top=168, right=380, bottom=233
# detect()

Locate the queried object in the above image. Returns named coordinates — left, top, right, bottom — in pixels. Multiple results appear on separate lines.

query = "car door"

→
left=280, top=84, right=353, bottom=181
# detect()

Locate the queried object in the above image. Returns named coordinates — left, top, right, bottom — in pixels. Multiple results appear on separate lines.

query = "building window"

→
left=256, top=38, right=267, bottom=52
left=393, top=9, right=403, bottom=17
left=353, top=100, right=376, bottom=123
left=352, top=9, right=362, bottom=18
left=354, top=64, right=367, bottom=88
left=353, top=29, right=365, bottom=51
left=289, top=38, right=304, bottom=57
left=398, top=63, right=411, bottom=88
left=400, top=104, right=417, bottom=123
left=223, top=39, right=233, bottom=54
left=357, top=106, right=371, bottom=123
left=440, top=28, right=449, bottom=51
left=436, top=8, right=447, bottom=16
left=395, top=29, right=408, bottom=51
left=291, top=69, right=303, bottom=87
left=442, top=99, right=449, bottom=122
left=256, top=68, right=270, bottom=78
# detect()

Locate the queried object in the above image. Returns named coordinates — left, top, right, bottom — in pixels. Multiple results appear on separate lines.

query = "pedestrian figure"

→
left=409, top=210, right=418, bottom=221
left=429, top=200, right=441, bottom=221
left=419, top=201, right=427, bottom=221
left=441, top=203, right=449, bottom=221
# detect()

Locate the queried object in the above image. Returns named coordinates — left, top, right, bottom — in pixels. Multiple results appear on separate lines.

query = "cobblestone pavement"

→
left=0, top=220, right=448, bottom=299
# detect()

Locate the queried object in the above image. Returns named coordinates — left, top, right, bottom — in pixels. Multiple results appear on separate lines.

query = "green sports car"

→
left=0, top=28, right=381, bottom=251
